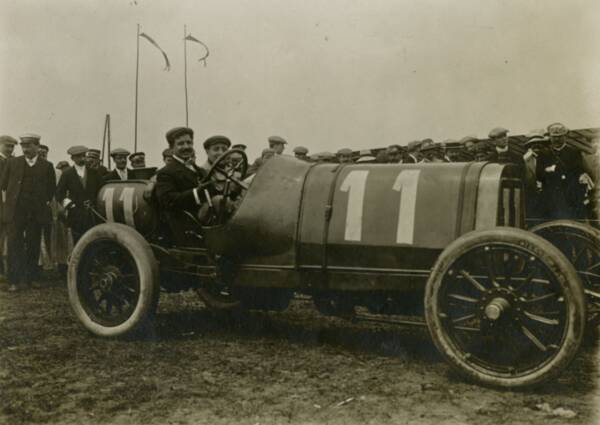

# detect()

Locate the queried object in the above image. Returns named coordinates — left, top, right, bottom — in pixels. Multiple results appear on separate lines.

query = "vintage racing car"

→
left=67, top=151, right=600, bottom=389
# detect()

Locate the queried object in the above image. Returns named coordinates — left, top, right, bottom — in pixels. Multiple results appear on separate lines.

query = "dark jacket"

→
left=155, top=160, right=207, bottom=213
left=104, top=168, right=132, bottom=182
left=0, top=155, right=56, bottom=224
left=56, top=165, right=104, bottom=232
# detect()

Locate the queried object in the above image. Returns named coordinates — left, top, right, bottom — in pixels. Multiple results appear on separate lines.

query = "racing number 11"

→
left=340, top=170, right=421, bottom=244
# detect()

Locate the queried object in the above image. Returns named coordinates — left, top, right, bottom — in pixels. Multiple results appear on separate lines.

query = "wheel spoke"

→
left=523, top=292, right=557, bottom=303
left=587, top=261, right=600, bottom=272
left=521, top=325, right=547, bottom=352
left=452, top=313, right=477, bottom=324
left=512, top=268, right=536, bottom=293
left=459, top=270, right=486, bottom=292
left=523, top=310, right=560, bottom=326
left=448, top=293, right=479, bottom=304
left=484, top=249, right=500, bottom=288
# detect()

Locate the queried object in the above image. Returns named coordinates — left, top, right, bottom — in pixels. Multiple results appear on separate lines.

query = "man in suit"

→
left=56, top=145, right=104, bottom=243
left=155, top=127, right=208, bottom=216
left=0, top=134, right=56, bottom=291
left=0, top=135, right=18, bottom=280
left=104, top=148, right=131, bottom=181
left=536, top=123, right=589, bottom=219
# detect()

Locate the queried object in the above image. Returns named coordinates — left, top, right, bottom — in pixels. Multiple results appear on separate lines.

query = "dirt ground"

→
left=1, top=278, right=599, bottom=425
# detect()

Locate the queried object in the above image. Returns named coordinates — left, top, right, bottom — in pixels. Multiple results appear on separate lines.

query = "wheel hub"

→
left=484, top=297, right=511, bottom=320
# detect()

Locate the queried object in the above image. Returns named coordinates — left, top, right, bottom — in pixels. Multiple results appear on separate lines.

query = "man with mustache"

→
left=155, top=127, right=208, bottom=216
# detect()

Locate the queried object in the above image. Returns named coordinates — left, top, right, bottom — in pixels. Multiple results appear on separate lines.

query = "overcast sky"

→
left=1, top=0, right=599, bottom=165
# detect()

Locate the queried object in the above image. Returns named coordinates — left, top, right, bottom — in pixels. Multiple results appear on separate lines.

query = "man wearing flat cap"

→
left=268, top=136, right=287, bottom=155
left=231, top=143, right=247, bottom=151
left=200, top=135, right=231, bottom=173
left=129, top=152, right=146, bottom=169
left=104, top=148, right=131, bottom=181
left=162, top=148, right=174, bottom=166
left=336, top=148, right=354, bottom=164
left=155, top=126, right=210, bottom=219
left=56, top=145, right=104, bottom=243
left=0, top=134, right=56, bottom=291
left=86, top=148, right=108, bottom=177
left=293, top=146, right=309, bottom=161
left=535, top=123, right=589, bottom=219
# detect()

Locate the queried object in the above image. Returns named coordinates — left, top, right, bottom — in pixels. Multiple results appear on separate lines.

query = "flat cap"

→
left=67, top=145, right=89, bottom=156
left=0, top=135, right=18, bottom=146
left=547, top=122, right=569, bottom=137
left=337, top=148, right=353, bottom=155
left=56, top=160, right=70, bottom=170
left=293, top=146, right=308, bottom=154
left=38, top=144, right=49, bottom=151
left=203, top=135, right=231, bottom=150
left=313, top=151, right=335, bottom=160
left=110, top=148, right=130, bottom=157
left=129, top=152, right=145, bottom=160
left=488, top=127, right=509, bottom=139
left=231, top=143, right=247, bottom=150
left=20, top=133, right=41, bottom=144
left=86, top=149, right=100, bottom=159
left=162, top=148, right=174, bottom=158
left=459, top=136, right=479, bottom=144
left=166, top=126, right=194, bottom=144
left=268, top=135, right=287, bottom=145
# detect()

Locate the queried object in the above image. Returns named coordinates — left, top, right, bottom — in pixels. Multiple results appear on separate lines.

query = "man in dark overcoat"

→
left=0, top=134, right=56, bottom=291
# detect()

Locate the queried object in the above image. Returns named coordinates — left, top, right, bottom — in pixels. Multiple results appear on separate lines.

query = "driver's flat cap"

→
left=0, top=135, right=18, bottom=146
left=67, top=145, right=89, bottom=156
left=488, top=127, right=509, bottom=139
left=166, top=126, right=194, bottom=144
left=110, top=147, right=130, bottom=157
left=337, top=148, right=353, bottom=155
left=268, top=135, right=287, bottom=145
left=203, top=135, right=231, bottom=150
left=231, top=143, right=246, bottom=150
left=86, top=149, right=100, bottom=159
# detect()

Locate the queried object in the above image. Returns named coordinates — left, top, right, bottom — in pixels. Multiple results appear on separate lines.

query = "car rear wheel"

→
left=425, top=228, right=586, bottom=388
left=68, top=223, right=159, bottom=338
left=531, top=220, right=600, bottom=328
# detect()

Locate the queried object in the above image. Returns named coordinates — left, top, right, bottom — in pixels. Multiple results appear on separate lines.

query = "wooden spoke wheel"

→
left=68, top=224, right=159, bottom=338
left=531, top=220, right=600, bottom=327
left=425, top=228, right=586, bottom=388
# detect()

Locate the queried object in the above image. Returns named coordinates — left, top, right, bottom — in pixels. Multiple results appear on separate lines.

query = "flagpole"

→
left=184, top=24, right=189, bottom=127
left=101, top=114, right=107, bottom=165
left=107, top=114, right=112, bottom=169
left=134, top=23, right=140, bottom=153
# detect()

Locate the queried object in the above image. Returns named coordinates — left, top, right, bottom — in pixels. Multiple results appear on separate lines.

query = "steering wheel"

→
left=200, top=149, right=249, bottom=224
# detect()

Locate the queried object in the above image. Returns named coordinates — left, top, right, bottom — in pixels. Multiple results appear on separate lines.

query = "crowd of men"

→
left=0, top=121, right=595, bottom=292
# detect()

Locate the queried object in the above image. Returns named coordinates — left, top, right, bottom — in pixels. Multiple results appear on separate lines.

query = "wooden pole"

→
left=134, top=23, right=140, bottom=152
left=184, top=24, right=189, bottom=127
left=107, top=114, right=112, bottom=169
left=101, top=114, right=108, bottom=165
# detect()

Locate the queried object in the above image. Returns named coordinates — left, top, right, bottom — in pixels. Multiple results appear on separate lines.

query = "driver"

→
left=155, top=127, right=209, bottom=215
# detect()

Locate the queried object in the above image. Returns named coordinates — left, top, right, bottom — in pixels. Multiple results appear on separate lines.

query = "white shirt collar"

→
left=496, top=146, right=509, bottom=153
left=116, top=167, right=127, bottom=180
left=25, top=155, right=39, bottom=166
left=173, top=155, right=195, bottom=170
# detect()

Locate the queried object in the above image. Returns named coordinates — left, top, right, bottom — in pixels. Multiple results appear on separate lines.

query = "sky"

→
left=1, top=0, right=599, bottom=166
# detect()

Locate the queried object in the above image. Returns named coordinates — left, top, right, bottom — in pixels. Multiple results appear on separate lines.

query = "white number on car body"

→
left=119, top=187, right=136, bottom=227
left=102, top=187, right=136, bottom=227
left=102, top=188, right=115, bottom=222
left=340, top=170, right=369, bottom=241
left=340, top=169, right=420, bottom=244
left=393, top=170, right=420, bottom=244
